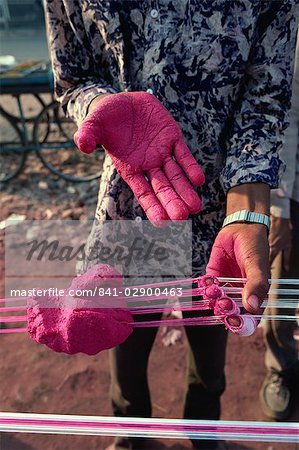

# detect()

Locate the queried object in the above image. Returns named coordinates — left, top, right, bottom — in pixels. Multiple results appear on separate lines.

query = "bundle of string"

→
left=0, top=273, right=298, bottom=336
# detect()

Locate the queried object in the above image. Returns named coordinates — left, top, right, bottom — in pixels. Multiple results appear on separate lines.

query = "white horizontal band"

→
left=0, top=412, right=298, bottom=443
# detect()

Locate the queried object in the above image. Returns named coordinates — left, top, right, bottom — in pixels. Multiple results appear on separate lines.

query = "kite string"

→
left=0, top=413, right=298, bottom=443
left=1, top=273, right=299, bottom=309
left=0, top=275, right=298, bottom=334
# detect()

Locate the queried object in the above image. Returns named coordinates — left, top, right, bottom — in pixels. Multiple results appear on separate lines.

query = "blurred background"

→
left=1, top=0, right=47, bottom=59
left=0, top=0, right=103, bottom=224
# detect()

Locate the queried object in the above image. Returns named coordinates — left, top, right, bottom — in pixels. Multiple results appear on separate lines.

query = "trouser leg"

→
left=264, top=200, right=299, bottom=373
left=110, top=312, right=161, bottom=450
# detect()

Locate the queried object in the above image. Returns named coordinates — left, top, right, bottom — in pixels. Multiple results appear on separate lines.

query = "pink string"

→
left=0, top=328, right=27, bottom=334
left=0, top=306, right=27, bottom=313
left=0, top=297, right=26, bottom=303
left=0, top=316, right=27, bottom=323
left=0, top=315, right=223, bottom=334
left=124, top=287, right=200, bottom=303
left=0, top=302, right=211, bottom=317
left=132, top=316, right=223, bottom=328
left=131, top=300, right=210, bottom=315
left=0, top=287, right=204, bottom=313
left=0, top=414, right=297, bottom=442
left=0, top=275, right=256, bottom=337
left=0, top=288, right=198, bottom=307
left=0, top=296, right=212, bottom=319
left=125, top=277, right=196, bottom=290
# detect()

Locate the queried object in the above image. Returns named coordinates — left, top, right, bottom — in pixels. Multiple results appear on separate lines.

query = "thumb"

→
left=73, top=121, right=101, bottom=154
left=242, top=265, right=269, bottom=315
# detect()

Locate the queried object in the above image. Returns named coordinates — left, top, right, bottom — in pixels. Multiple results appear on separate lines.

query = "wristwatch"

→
left=222, top=210, right=270, bottom=232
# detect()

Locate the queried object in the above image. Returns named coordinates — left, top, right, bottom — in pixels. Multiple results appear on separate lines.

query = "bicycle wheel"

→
left=33, top=101, right=103, bottom=182
left=0, top=94, right=47, bottom=122
left=0, top=113, right=26, bottom=182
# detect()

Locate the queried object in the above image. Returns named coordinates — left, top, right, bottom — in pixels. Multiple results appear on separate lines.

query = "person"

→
left=44, top=2, right=298, bottom=449
left=260, top=31, right=299, bottom=422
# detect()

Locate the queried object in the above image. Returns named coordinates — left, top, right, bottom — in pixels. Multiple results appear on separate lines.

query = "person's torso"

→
left=69, top=1, right=265, bottom=165
left=64, top=1, right=270, bottom=215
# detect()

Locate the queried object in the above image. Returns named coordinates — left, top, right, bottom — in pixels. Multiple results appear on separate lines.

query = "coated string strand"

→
left=0, top=413, right=298, bottom=443
left=0, top=276, right=298, bottom=333
left=0, top=314, right=297, bottom=334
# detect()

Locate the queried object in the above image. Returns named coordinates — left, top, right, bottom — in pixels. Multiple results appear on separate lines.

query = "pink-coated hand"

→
left=206, top=223, right=270, bottom=315
left=74, top=92, right=205, bottom=225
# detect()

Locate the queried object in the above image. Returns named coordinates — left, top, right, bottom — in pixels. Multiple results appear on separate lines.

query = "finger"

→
left=242, top=266, right=269, bottom=315
left=173, top=140, right=205, bottom=186
left=125, top=173, right=169, bottom=226
left=163, top=158, right=202, bottom=214
left=147, top=168, right=189, bottom=221
left=73, top=120, right=102, bottom=154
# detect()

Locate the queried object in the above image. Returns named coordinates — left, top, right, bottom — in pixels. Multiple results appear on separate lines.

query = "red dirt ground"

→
left=1, top=322, right=298, bottom=450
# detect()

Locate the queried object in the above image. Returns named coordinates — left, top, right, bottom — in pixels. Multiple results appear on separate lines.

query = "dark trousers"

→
left=110, top=309, right=228, bottom=450
left=263, top=199, right=299, bottom=373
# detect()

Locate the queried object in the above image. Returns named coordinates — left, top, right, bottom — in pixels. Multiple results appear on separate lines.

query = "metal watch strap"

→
left=222, top=210, right=270, bottom=231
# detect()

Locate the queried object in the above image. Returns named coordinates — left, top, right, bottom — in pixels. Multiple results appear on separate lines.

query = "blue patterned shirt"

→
left=45, top=1, right=298, bottom=269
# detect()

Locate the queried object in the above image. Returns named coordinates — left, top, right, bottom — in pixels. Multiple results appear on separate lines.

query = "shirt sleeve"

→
left=44, top=1, right=118, bottom=125
left=221, top=1, right=298, bottom=193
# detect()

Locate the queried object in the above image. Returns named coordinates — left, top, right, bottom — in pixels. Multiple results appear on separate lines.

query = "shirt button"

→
left=135, top=216, right=142, bottom=223
left=146, top=88, right=153, bottom=94
left=150, top=9, right=159, bottom=19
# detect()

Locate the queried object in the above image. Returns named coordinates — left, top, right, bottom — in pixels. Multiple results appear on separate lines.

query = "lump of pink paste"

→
left=27, top=264, right=133, bottom=355
left=69, top=263, right=123, bottom=295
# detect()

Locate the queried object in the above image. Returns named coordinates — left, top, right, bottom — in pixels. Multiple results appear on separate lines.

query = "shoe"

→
left=260, top=364, right=298, bottom=421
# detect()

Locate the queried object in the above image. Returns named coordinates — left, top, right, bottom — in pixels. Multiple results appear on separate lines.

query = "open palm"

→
left=74, top=92, right=205, bottom=225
